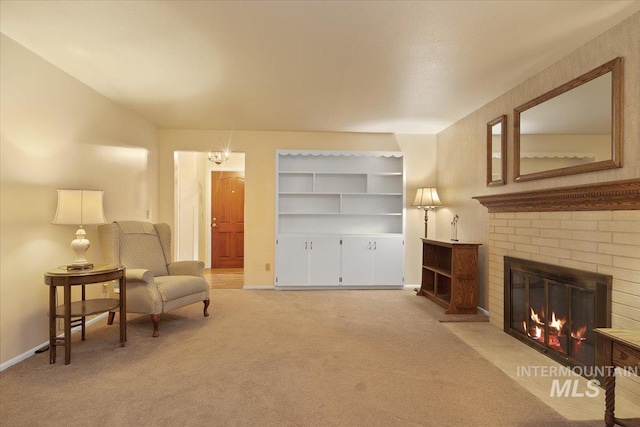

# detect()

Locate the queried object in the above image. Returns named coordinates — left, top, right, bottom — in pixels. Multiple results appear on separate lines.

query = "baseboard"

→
left=403, top=284, right=420, bottom=290
left=275, top=285, right=404, bottom=291
left=243, top=285, right=275, bottom=290
left=0, top=312, right=108, bottom=372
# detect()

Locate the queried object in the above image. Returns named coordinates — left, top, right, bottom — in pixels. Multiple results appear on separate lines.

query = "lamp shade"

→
left=52, top=189, right=106, bottom=225
left=410, top=187, right=442, bottom=209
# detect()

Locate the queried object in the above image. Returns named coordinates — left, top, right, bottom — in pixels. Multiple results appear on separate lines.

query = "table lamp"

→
left=52, top=189, right=106, bottom=270
left=411, top=187, right=441, bottom=238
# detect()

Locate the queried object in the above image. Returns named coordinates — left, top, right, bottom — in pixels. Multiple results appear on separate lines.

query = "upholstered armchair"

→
left=98, top=221, right=210, bottom=337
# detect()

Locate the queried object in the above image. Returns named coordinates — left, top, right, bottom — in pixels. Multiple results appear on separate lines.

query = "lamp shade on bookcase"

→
left=53, top=189, right=106, bottom=269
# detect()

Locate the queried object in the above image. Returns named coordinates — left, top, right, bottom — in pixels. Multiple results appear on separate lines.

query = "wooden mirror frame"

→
left=487, top=115, right=507, bottom=186
left=514, top=57, right=623, bottom=182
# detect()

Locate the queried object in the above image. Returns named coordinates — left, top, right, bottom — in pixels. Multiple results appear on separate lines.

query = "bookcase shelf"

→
left=418, top=239, right=480, bottom=314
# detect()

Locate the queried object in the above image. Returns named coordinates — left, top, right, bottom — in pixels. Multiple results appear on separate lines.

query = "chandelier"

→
left=207, top=151, right=230, bottom=165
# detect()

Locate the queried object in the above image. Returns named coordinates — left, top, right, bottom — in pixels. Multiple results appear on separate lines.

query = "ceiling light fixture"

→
left=207, top=151, right=230, bottom=165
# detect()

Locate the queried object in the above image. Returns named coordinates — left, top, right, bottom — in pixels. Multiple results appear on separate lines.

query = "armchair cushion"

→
left=155, top=276, right=209, bottom=302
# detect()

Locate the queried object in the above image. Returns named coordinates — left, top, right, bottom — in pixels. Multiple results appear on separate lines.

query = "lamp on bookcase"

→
left=411, top=187, right=441, bottom=238
left=52, top=189, right=106, bottom=270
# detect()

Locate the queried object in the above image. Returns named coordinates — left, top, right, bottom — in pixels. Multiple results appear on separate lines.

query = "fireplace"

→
left=504, top=257, right=612, bottom=374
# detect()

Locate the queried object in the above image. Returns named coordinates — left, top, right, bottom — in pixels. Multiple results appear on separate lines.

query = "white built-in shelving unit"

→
left=275, top=151, right=405, bottom=289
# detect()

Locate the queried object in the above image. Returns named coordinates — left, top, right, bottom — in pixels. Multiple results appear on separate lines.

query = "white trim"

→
left=403, top=284, right=420, bottom=290
left=242, top=285, right=275, bottom=290
left=275, top=285, right=404, bottom=291
left=0, top=312, right=108, bottom=372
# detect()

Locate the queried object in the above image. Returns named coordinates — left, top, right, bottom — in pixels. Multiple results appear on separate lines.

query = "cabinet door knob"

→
left=373, top=242, right=377, bottom=250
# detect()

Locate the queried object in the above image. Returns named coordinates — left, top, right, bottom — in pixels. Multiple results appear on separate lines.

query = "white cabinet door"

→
left=308, top=236, right=341, bottom=286
left=341, top=236, right=404, bottom=287
left=276, top=236, right=309, bottom=286
left=372, top=236, right=404, bottom=285
left=341, top=236, right=374, bottom=286
left=276, top=236, right=341, bottom=286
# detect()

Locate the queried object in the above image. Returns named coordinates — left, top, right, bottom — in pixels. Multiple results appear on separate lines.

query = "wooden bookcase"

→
left=418, top=239, right=480, bottom=314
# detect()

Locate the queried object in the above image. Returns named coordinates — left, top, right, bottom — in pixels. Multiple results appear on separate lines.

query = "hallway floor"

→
left=204, top=268, right=244, bottom=289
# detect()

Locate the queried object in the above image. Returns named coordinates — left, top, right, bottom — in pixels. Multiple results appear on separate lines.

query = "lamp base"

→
left=66, top=263, right=94, bottom=271
left=68, top=226, right=92, bottom=270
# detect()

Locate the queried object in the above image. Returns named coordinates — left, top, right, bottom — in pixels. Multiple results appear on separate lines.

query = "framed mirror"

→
left=487, top=115, right=507, bottom=186
left=514, top=57, right=623, bottom=182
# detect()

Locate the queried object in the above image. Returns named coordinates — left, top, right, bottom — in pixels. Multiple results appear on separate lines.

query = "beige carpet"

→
left=0, top=290, right=601, bottom=426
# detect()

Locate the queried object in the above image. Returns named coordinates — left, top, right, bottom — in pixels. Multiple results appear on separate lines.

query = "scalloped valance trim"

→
left=278, top=150, right=402, bottom=158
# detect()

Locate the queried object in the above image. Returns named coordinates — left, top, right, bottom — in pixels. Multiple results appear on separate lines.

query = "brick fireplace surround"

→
left=474, top=178, right=640, bottom=403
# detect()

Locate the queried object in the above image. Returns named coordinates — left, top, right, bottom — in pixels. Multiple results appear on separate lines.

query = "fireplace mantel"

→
left=473, top=178, right=640, bottom=212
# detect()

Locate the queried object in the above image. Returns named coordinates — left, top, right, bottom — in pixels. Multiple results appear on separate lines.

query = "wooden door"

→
left=211, top=171, right=244, bottom=268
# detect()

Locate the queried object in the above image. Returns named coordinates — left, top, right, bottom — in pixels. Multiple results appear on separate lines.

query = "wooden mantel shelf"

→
left=473, top=178, right=640, bottom=212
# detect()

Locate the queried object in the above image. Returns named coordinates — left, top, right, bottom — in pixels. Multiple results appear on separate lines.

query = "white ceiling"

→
left=1, top=1, right=639, bottom=134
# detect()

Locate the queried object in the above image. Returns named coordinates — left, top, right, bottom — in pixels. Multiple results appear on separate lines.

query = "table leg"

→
left=604, top=373, right=615, bottom=427
left=602, top=337, right=615, bottom=427
left=64, top=283, right=72, bottom=365
left=49, top=285, right=56, bottom=364
left=119, top=275, right=126, bottom=346
left=81, top=285, right=86, bottom=341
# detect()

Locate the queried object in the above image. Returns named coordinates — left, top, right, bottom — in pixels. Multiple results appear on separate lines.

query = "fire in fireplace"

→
left=504, top=257, right=611, bottom=374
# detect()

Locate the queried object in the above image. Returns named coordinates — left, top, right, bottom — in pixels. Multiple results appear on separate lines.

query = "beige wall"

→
left=436, top=12, right=640, bottom=310
left=396, top=134, right=438, bottom=285
left=158, top=131, right=437, bottom=287
left=0, top=35, right=158, bottom=366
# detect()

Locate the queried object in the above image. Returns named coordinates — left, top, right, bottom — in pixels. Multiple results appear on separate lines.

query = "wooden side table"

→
left=44, top=264, right=126, bottom=365
left=593, top=328, right=640, bottom=427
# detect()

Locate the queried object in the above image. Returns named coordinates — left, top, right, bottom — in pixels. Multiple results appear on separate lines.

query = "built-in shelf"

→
left=276, top=151, right=404, bottom=235
left=275, top=151, right=405, bottom=288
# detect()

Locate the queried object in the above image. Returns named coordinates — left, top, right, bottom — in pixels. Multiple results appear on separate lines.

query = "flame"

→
left=571, top=325, right=587, bottom=341
left=521, top=307, right=589, bottom=357
left=530, top=308, right=543, bottom=325
left=571, top=324, right=588, bottom=355
left=549, top=312, right=565, bottom=333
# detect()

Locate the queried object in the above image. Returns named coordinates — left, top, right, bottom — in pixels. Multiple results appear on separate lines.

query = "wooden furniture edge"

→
left=473, top=178, right=640, bottom=212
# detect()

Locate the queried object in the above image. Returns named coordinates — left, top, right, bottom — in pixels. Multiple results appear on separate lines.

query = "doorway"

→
left=174, top=151, right=245, bottom=289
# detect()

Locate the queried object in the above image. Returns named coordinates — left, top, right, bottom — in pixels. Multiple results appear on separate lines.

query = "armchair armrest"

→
left=123, top=268, right=163, bottom=314
left=168, top=260, right=205, bottom=277
left=126, top=268, right=155, bottom=284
